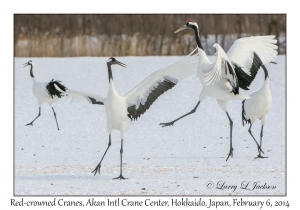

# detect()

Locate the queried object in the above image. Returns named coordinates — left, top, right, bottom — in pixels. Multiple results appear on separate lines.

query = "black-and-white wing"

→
left=46, top=79, right=104, bottom=105
left=227, top=36, right=278, bottom=90
left=125, top=49, right=198, bottom=120
left=46, top=79, right=68, bottom=98
left=65, top=90, right=104, bottom=105
left=203, top=43, right=239, bottom=94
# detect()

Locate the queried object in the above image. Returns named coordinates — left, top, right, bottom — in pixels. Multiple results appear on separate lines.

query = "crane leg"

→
left=92, top=135, right=112, bottom=176
left=226, top=112, right=234, bottom=161
left=51, top=107, right=60, bottom=130
left=248, top=124, right=265, bottom=155
left=160, top=101, right=200, bottom=127
left=257, top=125, right=268, bottom=158
left=25, top=107, right=41, bottom=126
left=113, top=139, right=127, bottom=180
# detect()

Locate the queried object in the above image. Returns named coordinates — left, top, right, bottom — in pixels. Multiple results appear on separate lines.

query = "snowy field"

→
left=14, top=55, right=285, bottom=196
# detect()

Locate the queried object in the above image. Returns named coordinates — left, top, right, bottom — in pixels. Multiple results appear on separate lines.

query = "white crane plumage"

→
left=242, top=64, right=272, bottom=158
left=160, top=20, right=278, bottom=161
left=92, top=51, right=199, bottom=179
left=23, top=60, right=104, bottom=130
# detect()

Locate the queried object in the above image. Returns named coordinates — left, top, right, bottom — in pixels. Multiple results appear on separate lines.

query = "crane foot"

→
left=226, top=148, right=234, bottom=161
left=91, top=164, right=101, bottom=176
left=113, top=174, right=127, bottom=180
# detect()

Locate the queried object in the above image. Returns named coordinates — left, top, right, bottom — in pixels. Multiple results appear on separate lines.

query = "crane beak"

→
left=23, top=62, right=29, bottom=67
left=175, top=25, right=188, bottom=33
left=116, top=61, right=127, bottom=68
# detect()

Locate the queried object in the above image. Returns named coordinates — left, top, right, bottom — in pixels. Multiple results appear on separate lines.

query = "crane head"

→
left=175, top=20, right=199, bottom=33
left=107, top=57, right=127, bottom=68
left=23, top=60, right=33, bottom=68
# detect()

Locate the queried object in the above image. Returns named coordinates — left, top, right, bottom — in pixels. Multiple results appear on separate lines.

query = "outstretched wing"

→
left=126, top=48, right=198, bottom=120
left=65, top=90, right=105, bottom=105
left=227, top=35, right=278, bottom=89
left=45, top=79, right=104, bottom=105
left=203, top=44, right=239, bottom=94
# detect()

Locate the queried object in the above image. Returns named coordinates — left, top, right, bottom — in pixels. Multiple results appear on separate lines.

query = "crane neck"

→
left=29, top=64, right=34, bottom=78
left=107, top=64, right=113, bottom=83
left=261, top=65, right=269, bottom=80
left=260, top=65, right=270, bottom=93
left=192, top=25, right=204, bottom=50
left=108, top=78, right=119, bottom=96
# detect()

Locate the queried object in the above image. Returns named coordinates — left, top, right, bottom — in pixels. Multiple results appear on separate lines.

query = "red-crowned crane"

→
left=92, top=50, right=199, bottom=179
left=23, top=60, right=103, bottom=130
left=160, top=20, right=278, bottom=161
left=242, top=64, right=272, bottom=158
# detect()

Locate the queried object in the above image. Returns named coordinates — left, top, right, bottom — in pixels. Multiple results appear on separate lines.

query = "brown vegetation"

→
left=14, top=14, right=286, bottom=57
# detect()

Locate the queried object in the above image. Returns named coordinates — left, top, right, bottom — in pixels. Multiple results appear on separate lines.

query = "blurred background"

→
left=14, top=14, right=286, bottom=57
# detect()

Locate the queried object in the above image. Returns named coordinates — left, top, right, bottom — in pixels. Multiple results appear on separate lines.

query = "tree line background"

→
left=14, top=14, right=286, bottom=57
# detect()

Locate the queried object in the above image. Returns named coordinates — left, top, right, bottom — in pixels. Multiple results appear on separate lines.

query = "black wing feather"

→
left=234, top=52, right=263, bottom=90
left=88, top=96, right=104, bottom=105
left=46, top=79, right=68, bottom=98
left=225, top=61, right=239, bottom=95
left=127, top=77, right=177, bottom=121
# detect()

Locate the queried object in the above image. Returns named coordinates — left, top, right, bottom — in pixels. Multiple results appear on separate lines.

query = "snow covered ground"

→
left=14, top=55, right=285, bottom=196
